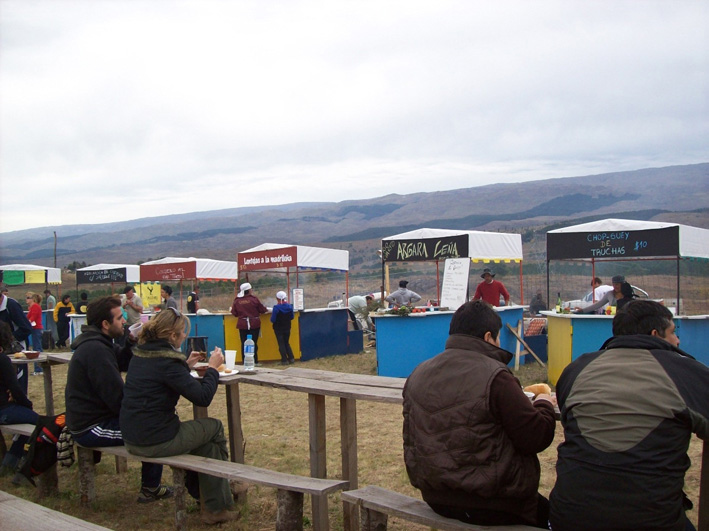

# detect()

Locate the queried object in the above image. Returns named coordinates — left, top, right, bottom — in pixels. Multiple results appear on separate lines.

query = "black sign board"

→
left=77, top=268, right=127, bottom=284
left=381, top=234, right=469, bottom=262
left=547, top=226, right=680, bottom=260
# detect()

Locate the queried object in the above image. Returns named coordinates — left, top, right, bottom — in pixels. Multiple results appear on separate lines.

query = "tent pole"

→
left=345, top=271, right=349, bottom=301
left=380, top=258, right=386, bottom=305
left=546, top=259, right=550, bottom=310
left=676, top=258, right=681, bottom=315
left=591, top=259, right=596, bottom=301
left=519, top=261, right=524, bottom=305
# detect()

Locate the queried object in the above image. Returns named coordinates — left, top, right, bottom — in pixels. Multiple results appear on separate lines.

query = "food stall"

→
left=374, top=228, right=525, bottom=377
left=237, top=243, right=358, bottom=361
left=140, top=257, right=239, bottom=355
left=545, top=218, right=709, bottom=383
left=0, top=263, right=62, bottom=331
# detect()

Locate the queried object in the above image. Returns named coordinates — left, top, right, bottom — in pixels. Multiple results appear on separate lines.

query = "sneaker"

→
left=137, top=484, right=174, bottom=503
left=33, top=370, right=44, bottom=376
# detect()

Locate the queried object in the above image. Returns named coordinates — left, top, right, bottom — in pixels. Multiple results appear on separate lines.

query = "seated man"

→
left=403, top=300, right=556, bottom=528
left=65, top=296, right=173, bottom=503
left=550, top=300, right=709, bottom=530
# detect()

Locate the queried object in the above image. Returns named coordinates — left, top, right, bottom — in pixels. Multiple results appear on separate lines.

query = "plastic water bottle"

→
left=243, top=335, right=256, bottom=372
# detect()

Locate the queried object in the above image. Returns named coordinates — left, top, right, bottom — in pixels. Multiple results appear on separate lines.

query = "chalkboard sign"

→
left=77, top=268, right=127, bottom=284
left=547, top=226, right=680, bottom=260
left=440, top=258, right=470, bottom=311
left=381, top=234, right=469, bottom=263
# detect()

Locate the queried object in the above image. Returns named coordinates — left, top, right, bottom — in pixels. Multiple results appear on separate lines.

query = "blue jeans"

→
left=72, top=417, right=163, bottom=489
left=31, top=329, right=44, bottom=373
left=0, top=404, right=39, bottom=462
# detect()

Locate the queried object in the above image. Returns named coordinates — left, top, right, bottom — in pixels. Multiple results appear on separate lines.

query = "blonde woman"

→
left=119, top=308, right=236, bottom=525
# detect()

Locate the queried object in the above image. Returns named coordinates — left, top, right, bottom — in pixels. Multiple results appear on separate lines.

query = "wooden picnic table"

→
left=191, top=366, right=403, bottom=531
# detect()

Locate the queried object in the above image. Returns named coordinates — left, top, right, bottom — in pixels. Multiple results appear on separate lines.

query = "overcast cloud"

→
left=1, top=0, right=707, bottom=233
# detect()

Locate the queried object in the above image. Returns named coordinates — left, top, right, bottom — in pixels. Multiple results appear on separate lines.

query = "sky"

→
left=1, top=0, right=707, bottom=233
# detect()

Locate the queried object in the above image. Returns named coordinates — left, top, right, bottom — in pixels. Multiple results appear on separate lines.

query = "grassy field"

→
left=1, top=346, right=703, bottom=530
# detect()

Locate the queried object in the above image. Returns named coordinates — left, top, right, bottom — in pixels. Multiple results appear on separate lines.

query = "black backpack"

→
left=16, top=413, right=67, bottom=486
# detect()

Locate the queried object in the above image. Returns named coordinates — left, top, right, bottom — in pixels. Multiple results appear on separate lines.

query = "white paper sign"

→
left=440, top=258, right=471, bottom=311
left=292, top=288, right=304, bottom=311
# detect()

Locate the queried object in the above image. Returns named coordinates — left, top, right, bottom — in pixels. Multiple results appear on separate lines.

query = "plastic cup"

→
left=225, top=350, right=237, bottom=370
left=128, top=322, right=143, bottom=339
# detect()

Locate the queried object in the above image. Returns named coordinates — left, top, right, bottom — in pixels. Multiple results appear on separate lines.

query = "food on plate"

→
left=13, top=353, right=25, bottom=359
left=217, top=364, right=226, bottom=372
left=224, top=368, right=232, bottom=374
left=524, top=383, right=552, bottom=397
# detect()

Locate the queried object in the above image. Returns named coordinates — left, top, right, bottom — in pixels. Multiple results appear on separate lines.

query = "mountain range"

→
left=1, top=163, right=707, bottom=270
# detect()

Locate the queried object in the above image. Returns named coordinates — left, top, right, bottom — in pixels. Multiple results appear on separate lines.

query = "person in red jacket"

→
left=472, top=268, right=510, bottom=307
left=25, top=292, right=44, bottom=375
left=230, top=282, right=268, bottom=364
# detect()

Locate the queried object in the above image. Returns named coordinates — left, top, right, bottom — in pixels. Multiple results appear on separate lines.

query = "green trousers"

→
left=126, top=418, right=233, bottom=512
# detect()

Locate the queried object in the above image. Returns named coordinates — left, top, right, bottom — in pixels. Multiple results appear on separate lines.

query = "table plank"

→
left=282, top=367, right=405, bottom=390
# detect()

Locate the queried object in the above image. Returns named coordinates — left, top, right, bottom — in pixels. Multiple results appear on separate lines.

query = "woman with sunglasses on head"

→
left=119, top=308, right=237, bottom=525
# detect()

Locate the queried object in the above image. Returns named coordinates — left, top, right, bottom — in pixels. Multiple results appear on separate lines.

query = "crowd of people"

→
left=1, top=272, right=707, bottom=530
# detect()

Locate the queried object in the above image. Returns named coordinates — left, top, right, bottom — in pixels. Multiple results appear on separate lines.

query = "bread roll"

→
left=524, top=383, right=552, bottom=397
left=217, top=364, right=226, bottom=372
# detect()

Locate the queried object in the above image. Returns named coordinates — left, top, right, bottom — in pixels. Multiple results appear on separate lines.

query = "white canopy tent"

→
left=76, top=263, right=141, bottom=284
left=237, top=243, right=350, bottom=302
left=140, top=257, right=239, bottom=281
left=0, top=264, right=62, bottom=284
left=381, top=228, right=524, bottom=303
left=546, top=218, right=709, bottom=314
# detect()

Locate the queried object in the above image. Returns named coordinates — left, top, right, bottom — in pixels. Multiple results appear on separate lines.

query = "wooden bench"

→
left=0, top=489, right=111, bottom=530
left=77, top=444, right=348, bottom=531
left=342, top=485, right=540, bottom=531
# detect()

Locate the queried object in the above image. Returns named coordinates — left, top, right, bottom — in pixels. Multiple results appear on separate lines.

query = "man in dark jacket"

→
left=550, top=300, right=709, bottom=531
left=65, top=296, right=172, bottom=503
left=403, top=300, right=556, bottom=528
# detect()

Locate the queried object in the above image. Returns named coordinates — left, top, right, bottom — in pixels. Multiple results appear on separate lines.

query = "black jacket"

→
left=550, top=334, right=709, bottom=531
left=0, top=353, right=33, bottom=410
left=120, top=339, right=219, bottom=446
left=65, top=325, right=134, bottom=433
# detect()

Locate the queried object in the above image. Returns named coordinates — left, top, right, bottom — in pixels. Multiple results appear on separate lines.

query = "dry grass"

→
left=1, top=348, right=702, bottom=529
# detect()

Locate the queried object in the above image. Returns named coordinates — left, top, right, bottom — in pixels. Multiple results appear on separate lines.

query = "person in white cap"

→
left=230, top=282, right=267, bottom=364
left=270, top=291, right=295, bottom=365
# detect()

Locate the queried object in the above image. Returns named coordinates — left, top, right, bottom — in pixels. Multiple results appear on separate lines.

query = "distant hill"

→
left=1, top=163, right=707, bottom=269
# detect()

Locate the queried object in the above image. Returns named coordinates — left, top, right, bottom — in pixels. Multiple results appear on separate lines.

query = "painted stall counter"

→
left=374, top=305, right=524, bottom=378
left=545, top=312, right=709, bottom=385
left=224, top=312, right=301, bottom=363
left=298, top=307, right=362, bottom=361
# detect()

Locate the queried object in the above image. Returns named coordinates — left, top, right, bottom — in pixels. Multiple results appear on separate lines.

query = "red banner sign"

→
left=238, top=246, right=297, bottom=272
left=140, top=261, right=197, bottom=280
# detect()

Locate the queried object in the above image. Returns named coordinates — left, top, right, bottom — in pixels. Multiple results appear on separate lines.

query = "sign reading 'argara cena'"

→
left=381, top=235, right=469, bottom=262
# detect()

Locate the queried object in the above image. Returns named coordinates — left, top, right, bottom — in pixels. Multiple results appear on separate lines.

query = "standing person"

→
left=550, top=300, right=709, bottom=530
left=230, top=282, right=267, bottom=365
left=120, top=309, right=237, bottom=525
left=576, top=275, right=632, bottom=314
left=75, top=292, right=89, bottom=314
left=403, top=300, right=556, bottom=528
left=161, top=285, right=178, bottom=311
left=65, top=296, right=173, bottom=503
left=528, top=291, right=547, bottom=315
left=271, top=291, right=295, bottom=365
left=0, top=321, right=39, bottom=479
left=186, top=286, right=200, bottom=313
left=122, top=286, right=144, bottom=326
left=588, top=277, right=613, bottom=314
left=53, top=294, right=75, bottom=348
left=385, top=280, right=422, bottom=308
left=1, top=287, right=33, bottom=393
left=472, top=268, right=510, bottom=307
left=43, top=289, right=58, bottom=343
left=25, top=292, right=44, bottom=375
left=347, top=294, right=375, bottom=331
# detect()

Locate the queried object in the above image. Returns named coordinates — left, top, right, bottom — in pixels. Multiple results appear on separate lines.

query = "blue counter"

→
left=545, top=312, right=709, bottom=384
left=298, top=308, right=363, bottom=361
left=373, top=306, right=524, bottom=378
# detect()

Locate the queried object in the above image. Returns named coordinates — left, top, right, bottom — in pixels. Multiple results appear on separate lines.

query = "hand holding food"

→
left=208, top=347, right=224, bottom=369
left=186, top=351, right=203, bottom=369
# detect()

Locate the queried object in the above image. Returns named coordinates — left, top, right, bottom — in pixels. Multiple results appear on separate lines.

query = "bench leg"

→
left=115, top=455, right=128, bottom=474
left=0, top=432, right=8, bottom=460
left=361, top=507, right=388, bottom=531
left=309, top=394, right=328, bottom=531
left=276, top=489, right=304, bottom=531
left=77, top=447, right=96, bottom=506
left=171, top=467, right=187, bottom=531
left=226, top=383, right=248, bottom=505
